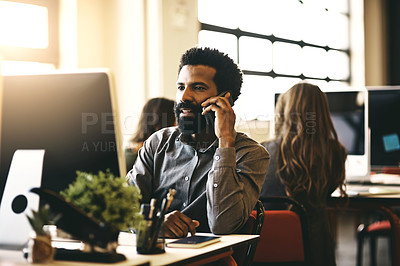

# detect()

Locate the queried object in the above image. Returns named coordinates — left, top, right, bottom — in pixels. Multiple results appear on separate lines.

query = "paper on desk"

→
left=370, top=173, right=400, bottom=185
left=332, top=185, right=400, bottom=197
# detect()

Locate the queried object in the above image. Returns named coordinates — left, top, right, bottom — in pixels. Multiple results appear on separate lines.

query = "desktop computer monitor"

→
left=272, top=87, right=369, bottom=180
left=324, top=88, right=369, bottom=179
left=0, top=70, right=125, bottom=201
left=367, top=86, right=400, bottom=171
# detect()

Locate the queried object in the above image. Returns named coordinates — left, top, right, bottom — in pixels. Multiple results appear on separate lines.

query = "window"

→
left=198, top=0, right=351, bottom=122
left=0, top=0, right=59, bottom=75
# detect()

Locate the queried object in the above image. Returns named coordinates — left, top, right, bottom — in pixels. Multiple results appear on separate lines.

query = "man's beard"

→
left=174, top=101, right=210, bottom=135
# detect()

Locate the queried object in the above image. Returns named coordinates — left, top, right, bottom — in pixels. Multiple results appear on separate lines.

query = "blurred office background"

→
left=0, top=2, right=399, bottom=264
left=1, top=0, right=398, bottom=146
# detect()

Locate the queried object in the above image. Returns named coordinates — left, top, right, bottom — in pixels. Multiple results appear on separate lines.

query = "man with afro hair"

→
left=128, top=47, right=269, bottom=238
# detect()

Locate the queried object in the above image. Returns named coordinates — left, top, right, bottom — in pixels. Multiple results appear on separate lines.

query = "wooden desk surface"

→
left=0, top=232, right=259, bottom=266
left=329, top=184, right=400, bottom=209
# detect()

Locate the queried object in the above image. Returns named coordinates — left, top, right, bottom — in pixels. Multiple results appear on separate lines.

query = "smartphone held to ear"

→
left=203, top=91, right=233, bottom=126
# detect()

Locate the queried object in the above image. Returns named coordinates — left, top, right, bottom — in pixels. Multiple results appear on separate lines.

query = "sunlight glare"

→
left=0, top=1, right=48, bottom=48
left=1, top=60, right=55, bottom=75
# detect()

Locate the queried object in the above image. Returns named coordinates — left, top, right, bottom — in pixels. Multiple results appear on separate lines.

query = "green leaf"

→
left=60, top=169, right=142, bottom=231
left=26, top=204, right=58, bottom=236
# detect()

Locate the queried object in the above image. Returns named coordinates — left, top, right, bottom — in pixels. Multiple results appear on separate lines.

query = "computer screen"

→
left=273, top=87, right=369, bottom=178
left=0, top=70, right=125, bottom=201
left=324, top=91, right=365, bottom=156
left=367, top=86, right=400, bottom=169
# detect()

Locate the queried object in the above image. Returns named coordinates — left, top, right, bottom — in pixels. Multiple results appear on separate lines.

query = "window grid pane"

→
left=198, top=30, right=238, bottom=63
left=270, top=0, right=304, bottom=41
left=239, top=37, right=272, bottom=72
left=198, top=0, right=239, bottom=29
left=0, top=1, right=48, bottom=48
left=0, top=0, right=59, bottom=74
left=273, top=42, right=302, bottom=76
left=302, top=46, right=328, bottom=78
left=198, top=0, right=350, bottom=120
left=238, top=0, right=274, bottom=35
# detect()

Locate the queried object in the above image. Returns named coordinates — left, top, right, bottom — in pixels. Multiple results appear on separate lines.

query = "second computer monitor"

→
left=367, top=86, right=400, bottom=170
left=324, top=88, right=369, bottom=179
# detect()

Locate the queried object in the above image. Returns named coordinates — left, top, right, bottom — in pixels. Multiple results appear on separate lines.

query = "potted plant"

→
left=26, top=205, right=56, bottom=263
left=60, top=170, right=142, bottom=244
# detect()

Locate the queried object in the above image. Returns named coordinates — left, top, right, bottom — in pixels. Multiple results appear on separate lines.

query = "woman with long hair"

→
left=125, top=97, right=176, bottom=170
left=261, top=82, right=347, bottom=265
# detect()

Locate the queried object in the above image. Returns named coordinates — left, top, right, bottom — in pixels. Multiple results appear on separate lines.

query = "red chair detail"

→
left=357, top=220, right=391, bottom=266
left=252, top=197, right=311, bottom=266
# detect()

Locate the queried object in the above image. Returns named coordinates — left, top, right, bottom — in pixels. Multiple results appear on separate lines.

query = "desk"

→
left=329, top=184, right=400, bottom=266
left=329, top=184, right=400, bottom=210
left=0, top=232, right=259, bottom=266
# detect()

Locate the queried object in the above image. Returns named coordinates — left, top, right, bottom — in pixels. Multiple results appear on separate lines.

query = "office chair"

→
left=252, top=196, right=311, bottom=266
left=186, top=201, right=264, bottom=266
left=357, top=219, right=391, bottom=266
left=356, top=206, right=400, bottom=266
left=233, top=200, right=265, bottom=266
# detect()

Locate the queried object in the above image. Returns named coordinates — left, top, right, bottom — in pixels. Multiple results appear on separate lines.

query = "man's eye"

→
left=194, top=86, right=205, bottom=91
left=177, top=85, right=185, bottom=91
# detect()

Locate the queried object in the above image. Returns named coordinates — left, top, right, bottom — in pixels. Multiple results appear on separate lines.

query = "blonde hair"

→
left=275, top=82, right=347, bottom=205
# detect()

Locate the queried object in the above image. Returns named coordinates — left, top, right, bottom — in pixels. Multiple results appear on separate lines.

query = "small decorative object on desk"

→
left=59, top=170, right=142, bottom=253
left=136, top=214, right=165, bottom=254
left=27, top=170, right=143, bottom=263
left=60, top=170, right=143, bottom=235
left=26, top=204, right=57, bottom=263
left=136, top=188, right=177, bottom=254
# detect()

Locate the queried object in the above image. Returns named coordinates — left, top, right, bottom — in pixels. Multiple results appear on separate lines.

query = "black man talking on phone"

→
left=127, top=47, right=270, bottom=238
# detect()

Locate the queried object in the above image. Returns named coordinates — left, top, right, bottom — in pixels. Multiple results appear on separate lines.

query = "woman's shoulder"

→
left=261, top=139, right=280, bottom=152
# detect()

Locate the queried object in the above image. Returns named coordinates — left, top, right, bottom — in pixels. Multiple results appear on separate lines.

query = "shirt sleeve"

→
left=126, top=138, right=155, bottom=204
left=206, top=143, right=270, bottom=234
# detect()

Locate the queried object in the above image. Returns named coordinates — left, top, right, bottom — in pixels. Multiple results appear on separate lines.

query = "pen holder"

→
left=136, top=219, right=165, bottom=254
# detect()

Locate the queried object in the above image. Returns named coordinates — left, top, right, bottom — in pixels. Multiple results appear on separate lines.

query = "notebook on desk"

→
left=0, top=150, right=44, bottom=250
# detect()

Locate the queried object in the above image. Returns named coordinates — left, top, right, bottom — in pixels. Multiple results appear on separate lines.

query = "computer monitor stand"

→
left=0, top=150, right=45, bottom=249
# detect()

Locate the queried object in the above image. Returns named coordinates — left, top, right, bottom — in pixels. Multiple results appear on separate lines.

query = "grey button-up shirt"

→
left=127, top=127, right=270, bottom=234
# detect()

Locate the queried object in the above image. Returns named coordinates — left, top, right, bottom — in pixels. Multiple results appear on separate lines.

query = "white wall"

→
left=160, top=0, right=199, bottom=99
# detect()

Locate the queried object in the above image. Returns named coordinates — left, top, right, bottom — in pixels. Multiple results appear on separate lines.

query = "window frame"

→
left=0, top=0, right=59, bottom=66
left=200, top=22, right=351, bottom=83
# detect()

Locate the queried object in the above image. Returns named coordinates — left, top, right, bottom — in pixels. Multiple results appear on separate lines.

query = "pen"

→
left=149, top=198, right=156, bottom=219
left=164, top=189, right=177, bottom=214
left=148, top=189, right=177, bottom=250
left=140, top=203, right=150, bottom=219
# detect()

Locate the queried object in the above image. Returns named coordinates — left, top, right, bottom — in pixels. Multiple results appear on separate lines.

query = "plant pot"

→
left=28, top=234, right=54, bottom=263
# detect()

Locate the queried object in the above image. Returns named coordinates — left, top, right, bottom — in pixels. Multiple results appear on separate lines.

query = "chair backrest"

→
left=380, top=206, right=400, bottom=266
left=233, top=200, right=265, bottom=266
left=252, top=196, right=311, bottom=266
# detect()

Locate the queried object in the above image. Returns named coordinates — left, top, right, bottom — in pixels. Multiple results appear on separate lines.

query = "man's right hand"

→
left=163, top=210, right=200, bottom=238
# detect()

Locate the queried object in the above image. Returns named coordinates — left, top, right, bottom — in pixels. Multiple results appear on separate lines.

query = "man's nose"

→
left=178, top=88, right=194, bottom=103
